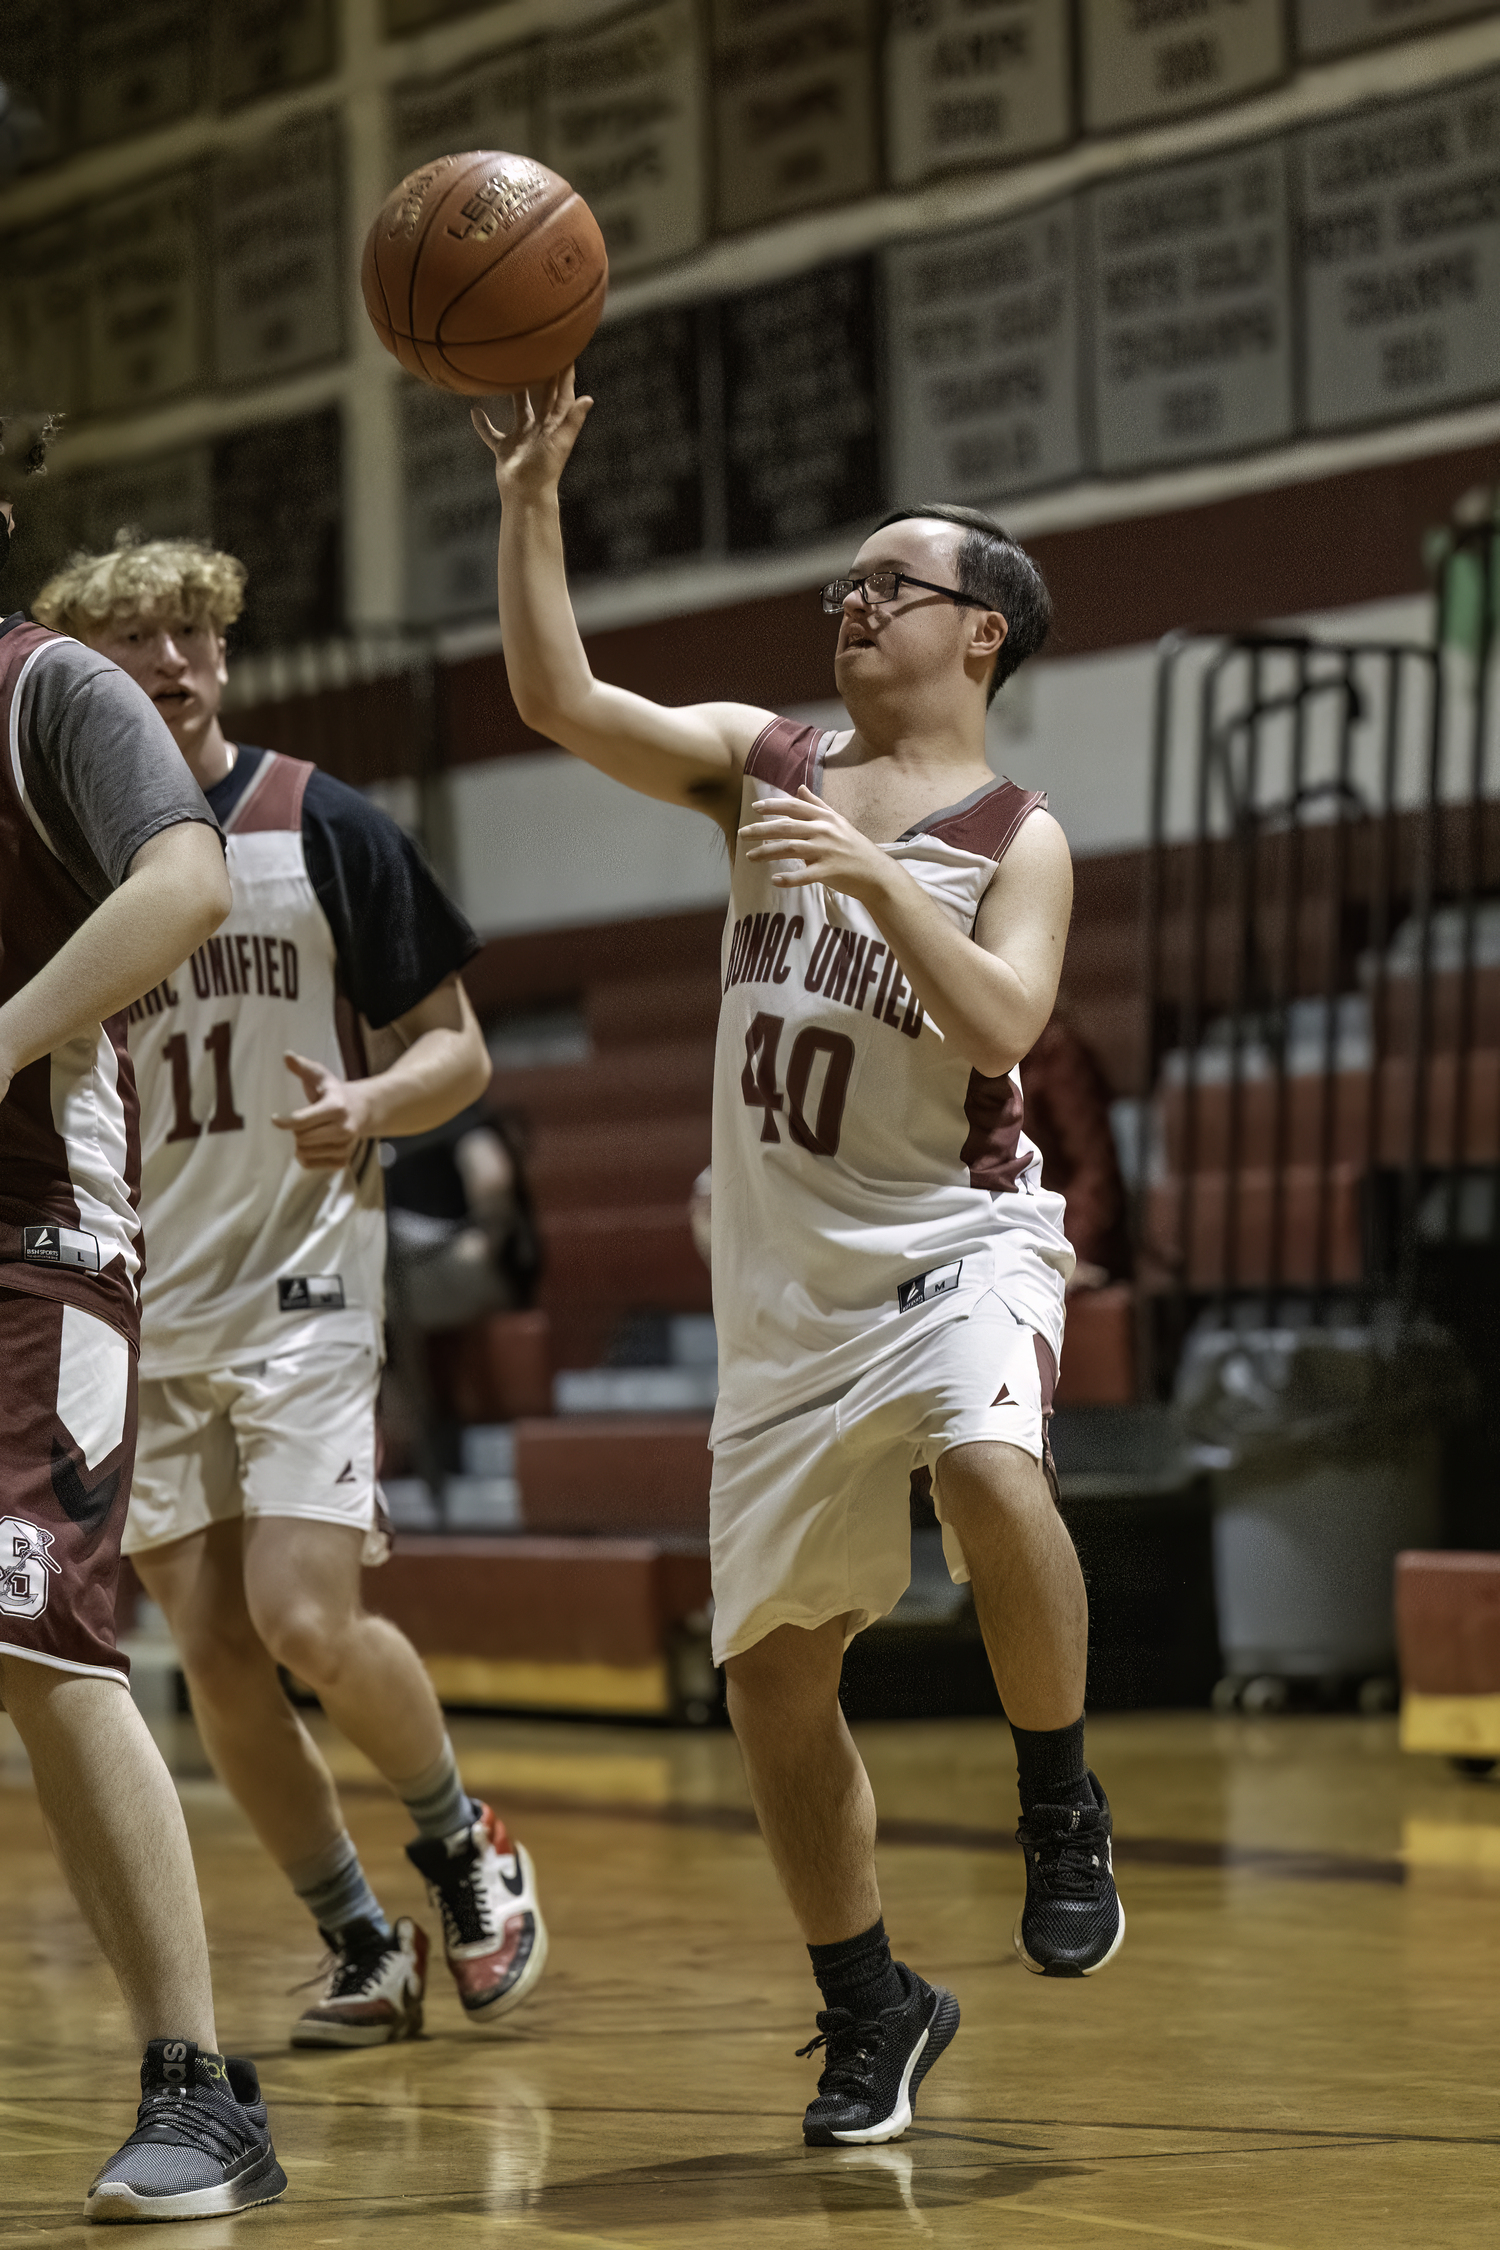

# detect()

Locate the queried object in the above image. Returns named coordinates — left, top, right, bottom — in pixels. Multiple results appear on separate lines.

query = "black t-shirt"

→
left=206, top=743, right=479, bottom=1029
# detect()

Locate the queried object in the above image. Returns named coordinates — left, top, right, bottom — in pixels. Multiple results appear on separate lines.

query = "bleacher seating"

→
left=1396, top=1551, right=1500, bottom=1765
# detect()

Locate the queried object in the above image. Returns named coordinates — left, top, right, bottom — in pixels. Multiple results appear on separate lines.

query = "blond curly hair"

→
left=32, top=532, right=247, bottom=639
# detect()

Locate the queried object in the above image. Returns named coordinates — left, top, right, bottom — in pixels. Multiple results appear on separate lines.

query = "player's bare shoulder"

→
left=974, top=802, right=1072, bottom=955
left=678, top=700, right=781, bottom=838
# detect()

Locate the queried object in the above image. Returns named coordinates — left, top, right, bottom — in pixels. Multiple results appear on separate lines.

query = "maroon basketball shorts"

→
left=0, top=1288, right=137, bottom=1682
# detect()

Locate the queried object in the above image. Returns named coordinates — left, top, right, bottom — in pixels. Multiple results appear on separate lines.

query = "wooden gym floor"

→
left=3, top=1703, right=1498, bottom=2247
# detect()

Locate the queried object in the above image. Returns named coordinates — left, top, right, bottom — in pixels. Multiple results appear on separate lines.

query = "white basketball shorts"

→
left=708, top=1289, right=1058, bottom=1664
left=124, top=1341, right=390, bottom=1565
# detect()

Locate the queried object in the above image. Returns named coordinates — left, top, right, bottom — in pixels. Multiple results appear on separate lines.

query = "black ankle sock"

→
left=808, top=1918, right=906, bottom=2020
left=1011, top=1716, right=1091, bottom=1816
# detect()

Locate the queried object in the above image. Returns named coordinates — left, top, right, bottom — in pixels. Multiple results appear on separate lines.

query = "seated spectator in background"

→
left=1021, top=1015, right=1130, bottom=1291
left=383, top=1108, right=540, bottom=1475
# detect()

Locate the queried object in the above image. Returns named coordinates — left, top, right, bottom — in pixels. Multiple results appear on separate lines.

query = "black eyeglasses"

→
left=820, top=570, right=990, bottom=615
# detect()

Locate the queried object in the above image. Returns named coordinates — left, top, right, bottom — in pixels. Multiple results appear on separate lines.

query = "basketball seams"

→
left=434, top=185, right=581, bottom=343
left=363, top=150, right=608, bottom=395
left=437, top=273, right=608, bottom=388
left=405, top=154, right=488, bottom=360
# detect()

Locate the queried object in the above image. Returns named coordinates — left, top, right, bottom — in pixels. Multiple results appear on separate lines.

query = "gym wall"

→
left=3, top=0, right=1499, bottom=939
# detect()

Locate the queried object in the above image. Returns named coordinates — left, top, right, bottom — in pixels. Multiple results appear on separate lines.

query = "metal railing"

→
left=1136, top=499, right=1500, bottom=1387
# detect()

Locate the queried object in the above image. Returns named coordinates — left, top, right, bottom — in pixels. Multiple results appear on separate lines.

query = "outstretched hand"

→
left=272, top=1051, right=375, bottom=1172
left=470, top=366, right=594, bottom=500
left=738, top=786, right=894, bottom=907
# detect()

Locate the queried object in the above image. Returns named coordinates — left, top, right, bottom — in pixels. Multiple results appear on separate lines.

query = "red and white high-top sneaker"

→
left=405, top=1803, right=548, bottom=2026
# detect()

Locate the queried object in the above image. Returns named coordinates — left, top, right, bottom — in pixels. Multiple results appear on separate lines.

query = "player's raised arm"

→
left=472, top=371, right=774, bottom=822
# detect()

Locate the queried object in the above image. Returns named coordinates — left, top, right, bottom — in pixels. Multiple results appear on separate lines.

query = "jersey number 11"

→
left=163, top=1024, right=246, bottom=1142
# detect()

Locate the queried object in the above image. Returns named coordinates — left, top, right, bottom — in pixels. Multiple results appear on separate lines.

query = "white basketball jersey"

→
left=128, top=751, right=386, bottom=1377
left=710, top=719, right=1074, bottom=1444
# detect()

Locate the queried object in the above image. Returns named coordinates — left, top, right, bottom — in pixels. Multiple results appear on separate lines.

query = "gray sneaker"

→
left=85, top=2041, right=287, bottom=2223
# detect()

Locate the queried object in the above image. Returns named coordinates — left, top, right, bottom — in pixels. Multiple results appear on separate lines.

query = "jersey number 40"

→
left=741, top=1012, right=854, bottom=1158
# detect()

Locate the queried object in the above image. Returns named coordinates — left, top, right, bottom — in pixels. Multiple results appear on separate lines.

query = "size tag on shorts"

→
left=897, top=1260, right=962, bottom=1313
left=278, top=1274, right=346, bottom=1312
left=22, top=1224, right=100, bottom=1272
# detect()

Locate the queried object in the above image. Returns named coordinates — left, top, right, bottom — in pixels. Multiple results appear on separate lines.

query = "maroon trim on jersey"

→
left=1034, top=1332, right=1057, bottom=1415
left=1034, top=1332, right=1060, bottom=1505
left=0, top=626, right=142, bottom=1345
left=0, top=1288, right=135, bottom=1680
left=961, top=1067, right=1028, bottom=1194
left=224, top=749, right=314, bottom=834
left=744, top=717, right=821, bottom=795
left=924, top=780, right=1046, bottom=861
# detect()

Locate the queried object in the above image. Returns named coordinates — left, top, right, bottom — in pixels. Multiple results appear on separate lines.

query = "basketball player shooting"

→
left=33, top=538, right=548, bottom=2050
left=0, top=429, right=286, bottom=2220
left=474, top=370, right=1123, bottom=2148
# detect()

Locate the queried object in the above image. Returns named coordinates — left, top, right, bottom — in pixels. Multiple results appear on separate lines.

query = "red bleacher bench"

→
left=515, top=1415, right=711, bottom=1535
left=1055, top=1284, right=1135, bottom=1406
left=1145, top=1163, right=1363, bottom=1290
left=1396, top=1551, right=1500, bottom=1761
left=539, top=1206, right=712, bottom=1313
left=364, top=1534, right=712, bottom=1719
left=432, top=1310, right=552, bottom=1423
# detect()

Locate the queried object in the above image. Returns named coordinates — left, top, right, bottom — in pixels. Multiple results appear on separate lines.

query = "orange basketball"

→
left=360, top=151, right=608, bottom=395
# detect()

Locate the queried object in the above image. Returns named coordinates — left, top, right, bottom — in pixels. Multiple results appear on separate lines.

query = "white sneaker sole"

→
left=462, top=1906, right=550, bottom=2027
left=289, top=1999, right=424, bottom=2049
left=456, top=1844, right=550, bottom=2028
left=84, top=2151, right=287, bottom=2222
left=810, top=1985, right=961, bottom=2148
left=1014, top=1895, right=1126, bottom=1977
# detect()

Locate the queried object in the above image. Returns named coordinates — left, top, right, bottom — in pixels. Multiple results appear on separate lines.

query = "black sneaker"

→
left=1014, top=1769, right=1125, bottom=1977
left=798, top=1967, right=959, bottom=2146
left=291, top=1914, right=428, bottom=2048
left=85, top=2041, right=286, bottom=2223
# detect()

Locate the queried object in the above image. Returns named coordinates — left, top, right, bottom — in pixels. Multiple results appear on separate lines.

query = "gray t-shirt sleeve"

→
left=17, top=638, right=222, bottom=905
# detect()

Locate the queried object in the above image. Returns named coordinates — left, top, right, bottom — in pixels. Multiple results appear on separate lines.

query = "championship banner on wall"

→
left=400, top=389, right=503, bottom=628
left=212, top=114, right=344, bottom=386
left=1295, top=0, right=1492, bottom=60
left=543, top=0, right=707, bottom=278
left=562, top=306, right=709, bottom=575
left=886, top=199, right=1084, bottom=507
left=712, top=0, right=880, bottom=232
left=213, top=408, right=344, bottom=651
left=722, top=257, right=881, bottom=549
left=390, top=44, right=541, bottom=183
left=1088, top=137, right=1295, bottom=472
left=75, top=0, right=203, bottom=149
left=1298, top=70, right=1500, bottom=433
left=883, top=0, right=1073, bottom=190
left=1081, top=0, right=1287, bottom=136
left=74, top=444, right=215, bottom=556
left=1, top=215, right=90, bottom=420
left=214, top=0, right=335, bottom=105
left=88, top=169, right=205, bottom=416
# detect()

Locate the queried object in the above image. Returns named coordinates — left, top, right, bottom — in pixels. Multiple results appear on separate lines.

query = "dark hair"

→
left=874, top=503, right=1051, bottom=704
left=0, top=412, right=64, bottom=480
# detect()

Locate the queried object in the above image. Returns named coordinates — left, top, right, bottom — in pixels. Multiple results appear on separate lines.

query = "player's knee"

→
left=176, top=1607, right=268, bottom=1701
left=724, top=1620, right=845, bottom=1723
left=938, top=1441, right=1051, bottom=1523
left=254, top=1597, right=350, bottom=1691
